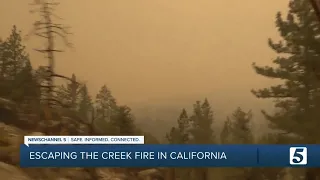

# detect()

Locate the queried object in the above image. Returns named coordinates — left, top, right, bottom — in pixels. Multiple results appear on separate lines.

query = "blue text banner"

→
left=20, top=145, right=320, bottom=167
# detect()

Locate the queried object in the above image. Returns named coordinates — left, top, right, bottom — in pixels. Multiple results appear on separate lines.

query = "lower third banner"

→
left=20, top=145, right=320, bottom=167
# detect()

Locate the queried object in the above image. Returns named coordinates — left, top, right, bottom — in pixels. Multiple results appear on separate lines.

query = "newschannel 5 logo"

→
left=289, top=147, right=307, bottom=165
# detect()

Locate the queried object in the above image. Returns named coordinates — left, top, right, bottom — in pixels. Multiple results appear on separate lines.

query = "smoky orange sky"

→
left=0, top=1, right=288, bottom=116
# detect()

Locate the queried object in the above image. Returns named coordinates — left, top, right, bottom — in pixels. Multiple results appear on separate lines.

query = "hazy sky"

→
left=0, top=1, right=288, bottom=113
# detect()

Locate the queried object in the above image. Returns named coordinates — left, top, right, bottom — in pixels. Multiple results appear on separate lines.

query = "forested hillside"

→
left=1, top=0, right=320, bottom=180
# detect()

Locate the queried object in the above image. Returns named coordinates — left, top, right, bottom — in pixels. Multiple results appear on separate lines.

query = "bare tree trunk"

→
left=28, top=0, right=74, bottom=108
left=41, top=2, right=55, bottom=106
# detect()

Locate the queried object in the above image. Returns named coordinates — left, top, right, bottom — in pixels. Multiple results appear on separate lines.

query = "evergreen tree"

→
left=176, top=108, right=190, bottom=143
left=166, top=127, right=180, bottom=144
left=56, top=74, right=82, bottom=108
left=252, top=1, right=320, bottom=179
left=95, top=85, right=117, bottom=121
left=166, top=109, right=190, bottom=144
left=34, top=66, right=49, bottom=85
left=220, top=108, right=254, bottom=180
left=10, top=59, right=39, bottom=103
left=0, top=25, right=34, bottom=101
left=78, top=84, right=92, bottom=121
left=189, top=99, right=214, bottom=144
left=110, top=105, right=136, bottom=135
left=1, top=25, right=28, bottom=78
left=189, top=99, right=214, bottom=180
left=220, top=117, right=232, bottom=144
left=166, top=109, right=191, bottom=180
left=229, top=107, right=253, bottom=144
left=252, top=0, right=320, bottom=141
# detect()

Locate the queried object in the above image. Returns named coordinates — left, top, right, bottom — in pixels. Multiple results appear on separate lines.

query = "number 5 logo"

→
left=289, top=147, right=307, bottom=165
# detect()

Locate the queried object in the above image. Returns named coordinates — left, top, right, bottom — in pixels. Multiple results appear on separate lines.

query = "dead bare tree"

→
left=26, top=0, right=78, bottom=108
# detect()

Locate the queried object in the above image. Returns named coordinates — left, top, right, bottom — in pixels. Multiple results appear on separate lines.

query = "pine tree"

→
left=110, top=105, right=136, bottom=135
left=165, top=108, right=191, bottom=180
left=189, top=99, right=214, bottom=180
left=229, top=107, right=253, bottom=144
left=190, top=99, right=214, bottom=144
left=252, top=0, right=320, bottom=141
left=220, top=117, right=232, bottom=144
left=166, top=127, right=180, bottom=144
left=176, top=108, right=190, bottom=143
left=10, top=59, right=39, bottom=103
left=166, top=109, right=190, bottom=144
left=78, top=85, right=93, bottom=121
left=252, top=1, right=320, bottom=179
left=0, top=26, right=33, bottom=101
left=221, top=108, right=254, bottom=180
left=56, top=74, right=82, bottom=108
left=95, top=85, right=117, bottom=121
left=78, top=84, right=92, bottom=121
left=1, top=25, right=29, bottom=77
